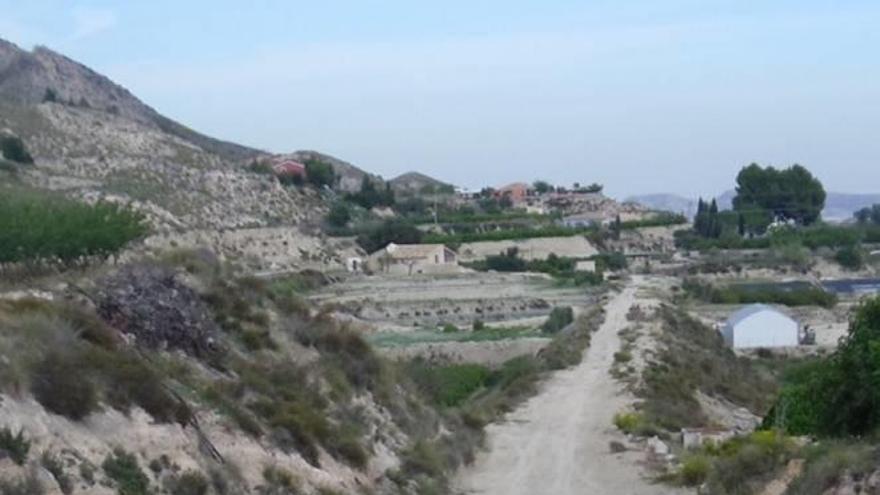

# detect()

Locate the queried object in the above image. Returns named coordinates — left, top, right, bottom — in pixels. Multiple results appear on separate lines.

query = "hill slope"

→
left=0, top=38, right=364, bottom=271
left=390, top=171, right=453, bottom=194
left=0, top=39, right=256, bottom=161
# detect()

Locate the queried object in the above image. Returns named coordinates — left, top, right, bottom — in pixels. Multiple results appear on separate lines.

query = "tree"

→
left=304, top=159, right=336, bottom=188
left=348, top=176, right=395, bottom=209
left=854, top=204, right=880, bottom=225
left=326, top=203, right=351, bottom=227
left=533, top=180, right=553, bottom=194
left=355, top=220, right=423, bottom=253
left=732, top=163, right=826, bottom=226
left=708, top=199, right=722, bottom=238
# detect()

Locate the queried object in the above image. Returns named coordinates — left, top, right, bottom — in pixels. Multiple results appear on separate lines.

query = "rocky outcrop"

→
left=96, top=264, right=221, bottom=356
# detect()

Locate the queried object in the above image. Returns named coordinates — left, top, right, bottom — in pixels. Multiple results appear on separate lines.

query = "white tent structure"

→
left=721, top=304, right=799, bottom=349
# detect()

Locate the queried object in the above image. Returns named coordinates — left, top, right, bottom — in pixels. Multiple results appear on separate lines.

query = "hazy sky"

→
left=1, top=1, right=878, bottom=198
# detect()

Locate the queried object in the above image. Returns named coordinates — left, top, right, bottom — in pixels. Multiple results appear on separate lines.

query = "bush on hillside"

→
left=0, top=189, right=147, bottom=265
left=834, top=245, right=864, bottom=270
left=326, top=202, right=352, bottom=227
left=304, top=159, right=336, bottom=188
left=542, top=307, right=574, bottom=334
left=0, top=428, right=30, bottom=466
left=102, top=449, right=150, bottom=495
left=0, top=136, right=33, bottom=164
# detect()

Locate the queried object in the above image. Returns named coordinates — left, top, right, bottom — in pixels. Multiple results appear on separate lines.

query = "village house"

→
left=495, top=182, right=532, bottom=203
left=368, top=242, right=458, bottom=275
left=721, top=304, right=800, bottom=349
left=272, top=159, right=307, bottom=179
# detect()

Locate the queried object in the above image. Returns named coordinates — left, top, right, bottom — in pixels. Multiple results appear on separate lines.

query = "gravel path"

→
left=455, top=278, right=681, bottom=495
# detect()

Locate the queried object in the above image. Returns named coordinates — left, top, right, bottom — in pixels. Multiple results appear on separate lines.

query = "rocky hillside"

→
left=0, top=38, right=363, bottom=272
left=0, top=253, right=476, bottom=494
left=389, top=172, right=453, bottom=195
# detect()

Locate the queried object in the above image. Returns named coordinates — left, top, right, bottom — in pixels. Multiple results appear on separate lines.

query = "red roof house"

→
left=272, top=160, right=307, bottom=178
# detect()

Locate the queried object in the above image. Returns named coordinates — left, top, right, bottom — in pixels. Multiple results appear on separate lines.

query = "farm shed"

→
left=721, top=304, right=799, bottom=349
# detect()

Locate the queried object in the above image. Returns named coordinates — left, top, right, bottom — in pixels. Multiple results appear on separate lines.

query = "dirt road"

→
left=455, top=278, right=680, bottom=495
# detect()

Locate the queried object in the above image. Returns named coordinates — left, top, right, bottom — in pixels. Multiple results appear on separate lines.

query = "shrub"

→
left=408, top=362, right=490, bottom=407
left=246, top=160, right=274, bottom=175
left=472, top=320, right=486, bottom=331
left=103, top=449, right=150, bottom=495
left=834, top=245, right=864, bottom=270
left=679, top=454, right=711, bottom=486
left=542, top=307, right=574, bottom=334
left=593, top=252, right=628, bottom=271
left=41, top=451, right=73, bottom=494
left=484, top=248, right=527, bottom=272
left=0, top=136, right=34, bottom=164
left=89, top=349, right=190, bottom=424
left=262, top=465, right=300, bottom=491
left=613, top=350, right=633, bottom=363
left=613, top=412, right=646, bottom=434
left=441, top=323, right=459, bottom=333
left=0, top=427, right=30, bottom=465
left=304, top=159, right=336, bottom=188
left=170, top=471, right=209, bottom=495
left=326, top=202, right=351, bottom=227
left=401, top=440, right=445, bottom=478
left=31, top=351, right=99, bottom=421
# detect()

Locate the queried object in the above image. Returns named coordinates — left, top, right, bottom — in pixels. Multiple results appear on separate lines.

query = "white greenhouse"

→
left=721, top=304, right=799, bottom=349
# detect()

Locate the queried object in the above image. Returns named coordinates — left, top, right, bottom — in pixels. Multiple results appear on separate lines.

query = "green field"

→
left=368, top=326, right=543, bottom=347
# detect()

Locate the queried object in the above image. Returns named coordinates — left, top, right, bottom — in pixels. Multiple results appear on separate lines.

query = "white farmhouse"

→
left=368, top=242, right=458, bottom=275
left=721, top=304, right=799, bottom=349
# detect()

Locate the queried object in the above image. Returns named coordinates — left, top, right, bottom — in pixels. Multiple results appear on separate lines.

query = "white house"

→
left=721, top=304, right=799, bottom=349
left=368, top=242, right=458, bottom=275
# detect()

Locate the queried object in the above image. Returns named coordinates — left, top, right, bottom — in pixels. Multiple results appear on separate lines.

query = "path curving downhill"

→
left=455, top=278, right=681, bottom=495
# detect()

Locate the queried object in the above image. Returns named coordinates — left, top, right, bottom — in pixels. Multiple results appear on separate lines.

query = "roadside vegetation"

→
left=618, top=306, right=780, bottom=435
left=656, top=296, right=880, bottom=493
left=0, top=248, right=608, bottom=493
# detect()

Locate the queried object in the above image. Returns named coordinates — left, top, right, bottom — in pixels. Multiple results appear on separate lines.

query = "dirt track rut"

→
left=455, top=278, right=680, bottom=494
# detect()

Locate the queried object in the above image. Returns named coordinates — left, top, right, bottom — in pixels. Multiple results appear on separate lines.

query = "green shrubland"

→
left=681, top=278, right=837, bottom=308
left=0, top=187, right=147, bottom=266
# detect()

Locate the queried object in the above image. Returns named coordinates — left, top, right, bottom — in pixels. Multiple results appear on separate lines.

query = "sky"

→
left=1, top=1, right=878, bottom=198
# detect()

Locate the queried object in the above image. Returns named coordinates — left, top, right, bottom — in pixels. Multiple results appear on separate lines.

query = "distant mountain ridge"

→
left=628, top=191, right=880, bottom=221
left=0, top=39, right=258, bottom=161
left=389, top=171, right=453, bottom=194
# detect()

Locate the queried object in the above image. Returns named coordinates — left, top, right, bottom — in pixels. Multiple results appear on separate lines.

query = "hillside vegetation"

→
left=0, top=187, right=146, bottom=266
